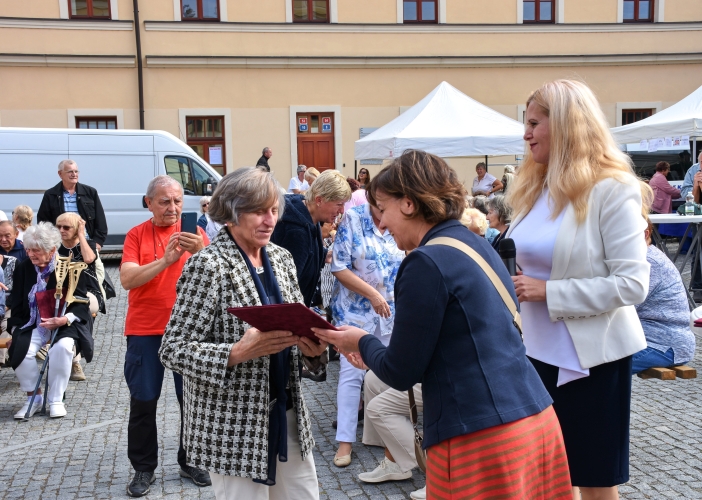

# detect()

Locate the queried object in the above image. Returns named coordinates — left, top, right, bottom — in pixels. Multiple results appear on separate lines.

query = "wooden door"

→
left=296, top=113, right=335, bottom=172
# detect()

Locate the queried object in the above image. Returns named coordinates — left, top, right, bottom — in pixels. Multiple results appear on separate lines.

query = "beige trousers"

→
left=362, top=370, right=423, bottom=473
left=210, top=409, right=320, bottom=500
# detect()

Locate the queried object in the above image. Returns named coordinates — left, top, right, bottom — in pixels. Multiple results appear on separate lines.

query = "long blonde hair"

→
left=508, top=79, right=648, bottom=223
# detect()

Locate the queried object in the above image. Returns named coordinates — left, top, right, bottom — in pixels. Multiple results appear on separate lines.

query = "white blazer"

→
left=506, top=176, right=649, bottom=369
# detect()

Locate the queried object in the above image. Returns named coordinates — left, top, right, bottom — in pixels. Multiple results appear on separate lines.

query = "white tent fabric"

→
left=610, top=84, right=702, bottom=144
left=354, top=81, right=525, bottom=160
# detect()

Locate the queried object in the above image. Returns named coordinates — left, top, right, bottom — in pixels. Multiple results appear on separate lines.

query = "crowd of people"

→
left=0, top=78, right=699, bottom=500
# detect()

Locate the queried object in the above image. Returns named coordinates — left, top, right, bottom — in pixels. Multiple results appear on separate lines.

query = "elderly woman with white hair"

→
left=159, top=166, right=329, bottom=499
left=7, top=222, right=93, bottom=419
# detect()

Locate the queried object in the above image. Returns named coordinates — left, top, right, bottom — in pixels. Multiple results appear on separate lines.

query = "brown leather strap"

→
left=408, top=387, right=419, bottom=426
left=426, top=237, right=522, bottom=334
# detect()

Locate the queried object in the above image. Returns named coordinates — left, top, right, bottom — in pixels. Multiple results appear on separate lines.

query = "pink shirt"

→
left=649, top=172, right=681, bottom=214
left=344, top=189, right=367, bottom=213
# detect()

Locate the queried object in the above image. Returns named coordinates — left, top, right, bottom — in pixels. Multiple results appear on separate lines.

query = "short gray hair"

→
left=472, top=195, right=489, bottom=215
left=0, top=220, right=16, bottom=233
left=58, top=159, right=77, bottom=171
left=146, top=175, right=182, bottom=200
left=262, top=147, right=271, bottom=155
left=209, top=167, right=285, bottom=226
left=23, top=222, right=61, bottom=253
left=503, top=165, right=515, bottom=174
left=488, top=195, right=513, bottom=225
left=297, top=164, right=307, bottom=173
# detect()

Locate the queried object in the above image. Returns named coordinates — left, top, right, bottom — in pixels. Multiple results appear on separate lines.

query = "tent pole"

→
left=485, top=155, right=488, bottom=171
left=694, top=138, right=698, bottom=163
left=354, top=160, right=358, bottom=180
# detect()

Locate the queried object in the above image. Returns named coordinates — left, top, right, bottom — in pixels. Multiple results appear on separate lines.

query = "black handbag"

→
left=102, top=272, right=116, bottom=300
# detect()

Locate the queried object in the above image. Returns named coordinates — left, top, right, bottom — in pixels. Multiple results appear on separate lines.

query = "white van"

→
left=0, top=127, right=221, bottom=251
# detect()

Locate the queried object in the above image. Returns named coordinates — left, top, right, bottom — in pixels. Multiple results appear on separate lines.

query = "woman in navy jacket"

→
left=315, top=150, right=572, bottom=499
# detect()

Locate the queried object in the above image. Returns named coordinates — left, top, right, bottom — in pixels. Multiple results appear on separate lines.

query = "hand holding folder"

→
left=227, top=303, right=339, bottom=344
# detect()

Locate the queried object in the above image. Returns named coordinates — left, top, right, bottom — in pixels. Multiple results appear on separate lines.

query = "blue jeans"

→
left=631, top=347, right=676, bottom=374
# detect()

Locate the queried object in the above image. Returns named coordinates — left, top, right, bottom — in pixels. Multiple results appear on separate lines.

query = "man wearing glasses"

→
left=37, top=159, right=108, bottom=250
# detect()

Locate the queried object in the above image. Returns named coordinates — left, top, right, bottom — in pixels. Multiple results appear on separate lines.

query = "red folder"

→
left=227, top=303, right=338, bottom=343
left=35, top=289, right=67, bottom=320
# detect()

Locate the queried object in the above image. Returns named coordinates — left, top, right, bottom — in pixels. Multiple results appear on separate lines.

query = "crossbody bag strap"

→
left=408, top=387, right=419, bottom=426
left=426, top=236, right=522, bottom=334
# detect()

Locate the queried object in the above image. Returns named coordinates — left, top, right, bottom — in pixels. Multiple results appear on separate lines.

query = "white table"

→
left=649, top=213, right=702, bottom=309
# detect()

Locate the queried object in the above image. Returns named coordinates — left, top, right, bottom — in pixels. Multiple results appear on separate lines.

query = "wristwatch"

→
left=65, top=317, right=72, bottom=327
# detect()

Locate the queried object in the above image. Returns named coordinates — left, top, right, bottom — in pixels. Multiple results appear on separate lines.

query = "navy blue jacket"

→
left=271, top=195, right=325, bottom=307
left=360, top=219, right=552, bottom=449
left=0, top=239, right=27, bottom=262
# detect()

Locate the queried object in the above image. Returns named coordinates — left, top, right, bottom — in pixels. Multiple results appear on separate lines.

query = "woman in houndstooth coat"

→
left=160, top=167, right=328, bottom=499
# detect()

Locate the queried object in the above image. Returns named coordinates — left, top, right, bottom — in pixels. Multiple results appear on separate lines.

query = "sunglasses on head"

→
left=57, top=225, right=74, bottom=231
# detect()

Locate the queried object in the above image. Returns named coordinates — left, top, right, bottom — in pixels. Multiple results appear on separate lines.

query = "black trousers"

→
left=124, top=335, right=187, bottom=472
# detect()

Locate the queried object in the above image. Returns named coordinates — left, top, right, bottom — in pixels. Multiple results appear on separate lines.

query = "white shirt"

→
left=288, top=177, right=309, bottom=193
left=509, top=190, right=590, bottom=386
left=472, top=173, right=497, bottom=198
left=205, top=214, right=223, bottom=241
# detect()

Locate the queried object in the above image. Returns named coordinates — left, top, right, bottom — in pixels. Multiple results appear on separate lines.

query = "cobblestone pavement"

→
left=0, top=262, right=700, bottom=499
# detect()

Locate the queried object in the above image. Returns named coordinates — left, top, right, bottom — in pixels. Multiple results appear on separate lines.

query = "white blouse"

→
left=509, top=190, right=590, bottom=386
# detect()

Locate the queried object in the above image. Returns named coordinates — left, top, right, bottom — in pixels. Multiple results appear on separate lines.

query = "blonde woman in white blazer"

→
left=506, top=80, right=652, bottom=500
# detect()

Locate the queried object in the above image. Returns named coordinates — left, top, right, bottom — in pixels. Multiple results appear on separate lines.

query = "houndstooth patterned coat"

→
left=159, top=230, right=325, bottom=479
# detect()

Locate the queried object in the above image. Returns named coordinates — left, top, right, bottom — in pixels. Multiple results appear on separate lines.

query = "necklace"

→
left=151, top=220, right=180, bottom=261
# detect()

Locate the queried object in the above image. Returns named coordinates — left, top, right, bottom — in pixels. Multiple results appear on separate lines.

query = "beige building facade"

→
left=1, top=0, right=701, bottom=184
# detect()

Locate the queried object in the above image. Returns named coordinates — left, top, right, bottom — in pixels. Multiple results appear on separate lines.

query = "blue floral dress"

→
left=330, top=204, right=404, bottom=344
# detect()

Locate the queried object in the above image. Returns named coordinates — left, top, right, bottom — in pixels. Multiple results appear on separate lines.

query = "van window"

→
left=165, top=156, right=195, bottom=195
left=190, top=160, right=212, bottom=195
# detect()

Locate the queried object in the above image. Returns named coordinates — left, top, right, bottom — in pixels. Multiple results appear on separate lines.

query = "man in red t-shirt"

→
left=120, top=175, right=210, bottom=497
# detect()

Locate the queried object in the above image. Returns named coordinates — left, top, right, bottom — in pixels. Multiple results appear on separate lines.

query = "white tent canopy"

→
left=354, top=81, right=525, bottom=160
left=610, top=84, right=702, bottom=145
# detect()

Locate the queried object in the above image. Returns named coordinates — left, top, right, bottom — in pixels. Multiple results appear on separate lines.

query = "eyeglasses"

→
left=201, top=203, right=210, bottom=207
left=57, top=225, right=74, bottom=231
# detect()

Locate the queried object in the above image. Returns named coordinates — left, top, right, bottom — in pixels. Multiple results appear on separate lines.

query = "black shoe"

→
left=332, top=419, right=337, bottom=429
left=179, top=465, right=212, bottom=487
left=127, top=471, right=155, bottom=497
left=328, top=347, right=340, bottom=361
left=301, top=367, right=327, bottom=382
left=694, top=291, right=702, bottom=303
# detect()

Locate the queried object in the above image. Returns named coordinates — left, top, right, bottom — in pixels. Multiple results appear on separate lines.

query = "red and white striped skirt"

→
left=426, top=406, right=572, bottom=499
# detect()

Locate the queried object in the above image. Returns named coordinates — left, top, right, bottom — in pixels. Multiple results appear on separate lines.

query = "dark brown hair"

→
left=357, top=168, right=371, bottom=183
left=655, top=161, right=670, bottom=173
left=366, top=150, right=467, bottom=224
left=346, top=177, right=361, bottom=192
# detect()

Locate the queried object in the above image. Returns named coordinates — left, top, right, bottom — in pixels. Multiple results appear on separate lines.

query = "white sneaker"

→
left=358, top=457, right=412, bottom=483
left=410, top=486, right=426, bottom=499
left=49, top=402, right=67, bottom=418
left=14, top=396, right=43, bottom=420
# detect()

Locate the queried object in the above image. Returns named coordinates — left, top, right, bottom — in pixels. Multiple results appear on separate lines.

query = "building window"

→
left=523, top=0, right=554, bottom=23
left=186, top=116, right=226, bottom=175
left=76, top=116, right=117, bottom=129
left=293, top=0, right=329, bottom=22
left=69, top=0, right=111, bottom=19
left=622, top=108, right=653, bottom=125
left=623, top=0, right=653, bottom=22
left=181, top=0, right=219, bottom=21
left=403, top=0, right=437, bottom=23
